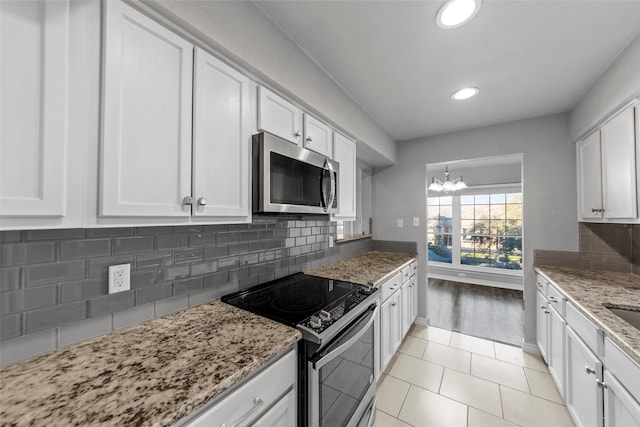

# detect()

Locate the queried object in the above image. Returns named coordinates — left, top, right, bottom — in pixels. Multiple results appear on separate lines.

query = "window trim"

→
left=427, top=184, right=523, bottom=277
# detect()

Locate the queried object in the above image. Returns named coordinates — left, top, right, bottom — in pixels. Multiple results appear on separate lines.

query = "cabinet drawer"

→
left=547, top=284, right=566, bottom=317
left=401, top=265, right=411, bottom=283
left=536, top=274, right=548, bottom=297
left=566, top=302, right=602, bottom=356
left=605, top=338, right=640, bottom=400
left=187, top=349, right=296, bottom=427
left=381, top=272, right=402, bottom=302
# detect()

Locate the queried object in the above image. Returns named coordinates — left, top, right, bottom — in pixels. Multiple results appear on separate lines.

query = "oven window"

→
left=317, top=317, right=375, bottom=427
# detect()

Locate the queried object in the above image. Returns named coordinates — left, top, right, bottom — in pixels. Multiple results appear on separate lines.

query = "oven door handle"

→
left=313, top=304, right=378, bottom=371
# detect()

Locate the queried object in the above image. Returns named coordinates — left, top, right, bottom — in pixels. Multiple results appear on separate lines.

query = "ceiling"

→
left=254, top=0, right=640, bottom=142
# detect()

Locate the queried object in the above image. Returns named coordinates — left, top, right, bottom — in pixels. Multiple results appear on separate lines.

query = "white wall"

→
left=373, top=113, right=577, bottom=346
left=141, top=0, right=396, bottom=167
left=570, top=33, right=640, bottom=141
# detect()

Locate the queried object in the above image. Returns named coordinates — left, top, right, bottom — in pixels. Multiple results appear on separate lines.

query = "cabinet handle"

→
left=540, top=305, right=547, bottom=310
left=585, top=366, right=596, bottom=375
left=537, top=284, right=543, bottom=289
left=596, top=380, right=608, bottom=389
left=391, top=302, right=397, bottom=307
left=544, top=310, right=550, bottom=314
left=182, top=196, right=193, bottom=205
left=294, top=130, right=301, bottom=138
left=549, top=296, right=558, bottom=303
left=222, top=396, right=264, bottom=427
left=198, top=197, right=207, bottom=206
left=306, top=136, right=313, bottom=142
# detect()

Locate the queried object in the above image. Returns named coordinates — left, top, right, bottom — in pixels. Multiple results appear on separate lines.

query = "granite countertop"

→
left=306, top=251, right=416, bottom=285
left=535, top=266, right=640, bottom=365
left=0, top=301, right=301, bottom=426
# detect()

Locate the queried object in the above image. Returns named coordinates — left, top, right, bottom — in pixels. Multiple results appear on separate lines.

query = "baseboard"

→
left=414, top=317, right=429, bottom=327
left=522, top=342, right=541, bottom=355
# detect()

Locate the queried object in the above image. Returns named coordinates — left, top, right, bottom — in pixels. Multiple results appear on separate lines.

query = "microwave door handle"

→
left=320, top=160, right=329, bottom=212
left=326, top=159, right=336, bottom=212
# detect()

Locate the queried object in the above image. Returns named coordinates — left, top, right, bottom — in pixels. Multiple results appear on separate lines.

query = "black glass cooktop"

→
left=221, top=273, right=362, bottom=327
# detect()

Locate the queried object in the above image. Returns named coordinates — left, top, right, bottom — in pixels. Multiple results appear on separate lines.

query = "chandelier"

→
left=428, top=166, right=467, bottom=192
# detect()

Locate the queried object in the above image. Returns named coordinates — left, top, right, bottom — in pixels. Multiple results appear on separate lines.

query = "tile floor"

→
left=374, top=325, right=576, bottom=427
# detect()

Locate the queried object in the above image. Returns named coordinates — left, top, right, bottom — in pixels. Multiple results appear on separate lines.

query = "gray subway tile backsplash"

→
left=534, top=223, right=639, bottom=272
left=0, top=218, right=373, bottom=366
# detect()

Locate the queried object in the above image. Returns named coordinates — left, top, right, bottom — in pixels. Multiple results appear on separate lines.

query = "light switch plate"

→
left=413, top=217, right=420, bottom=226
left=397, top=218, right=403, bottom=228
left=329, top=235, right=334, bottom=248
left=108, top=264, right=130, bottom=294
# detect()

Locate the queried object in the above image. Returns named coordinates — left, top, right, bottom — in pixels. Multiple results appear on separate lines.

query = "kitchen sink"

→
left=606, top=306, right=640, bottom=331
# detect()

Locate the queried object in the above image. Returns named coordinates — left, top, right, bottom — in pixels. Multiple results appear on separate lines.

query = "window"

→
left=428, top=189, right=522, bottom=272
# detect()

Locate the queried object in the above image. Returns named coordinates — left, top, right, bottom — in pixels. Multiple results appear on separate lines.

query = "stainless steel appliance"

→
left=252, top=132, right=339, bottom=214
left=222, top=273, right=379, bottom=427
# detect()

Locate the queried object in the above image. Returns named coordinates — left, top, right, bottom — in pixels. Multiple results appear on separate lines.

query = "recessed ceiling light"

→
left=451, top=87, right=479, bottom=100
left=436, top=0, right=481, bottom=29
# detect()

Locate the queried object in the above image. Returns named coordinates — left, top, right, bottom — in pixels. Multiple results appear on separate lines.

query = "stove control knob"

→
left=318, top=310, right=331, bottom=323
left=309, top=316, right=322, bottom=329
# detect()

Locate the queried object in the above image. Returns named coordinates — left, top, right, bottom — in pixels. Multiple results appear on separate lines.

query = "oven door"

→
left=308, top=304, right=378, bottom=427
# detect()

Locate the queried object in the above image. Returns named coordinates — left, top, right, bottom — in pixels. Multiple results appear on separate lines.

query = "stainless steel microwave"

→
left=252, top=132, right=339, bottom=214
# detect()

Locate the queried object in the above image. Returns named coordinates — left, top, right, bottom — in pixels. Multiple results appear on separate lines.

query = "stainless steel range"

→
left=222, top=273, right=379, bottom=427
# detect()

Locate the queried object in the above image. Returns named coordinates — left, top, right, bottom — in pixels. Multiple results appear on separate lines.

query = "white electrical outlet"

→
left=109, top=264, right=130, bottom=294
left=413, top=217, right=420, bottom=226
left=397, top=218, right=403, bottom=228
left=329, top=235, right=334, bottom=248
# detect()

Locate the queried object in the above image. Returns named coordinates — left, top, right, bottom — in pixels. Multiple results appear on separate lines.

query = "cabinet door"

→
left=192, top=48, right=251, bottom=222
left=332, top=132, right=357, bottom=220
left=603, top=370, right=640, bottom=427
left=0, top=0, right=69, bottom=218
left=577, top=131, right=603, bottom=220
left=380, top=296, right=395, bottom=372
left=566, top=326, right=603, bottom=427
left=548, top=305, right=566, bottom=397
left=391, top=292, right=402, bottom=353
left=601, top=105, right=637, bottom=219
left=257, top=86, right=303, bottom=145
left=536, top=291, right=550, bottom=363
left=253, top=388, right=296, bottom=427
left=401, top=282, right=411, bottom=337
left=304, top=114, right=333, bottom=157
left=101, top=0, right=193, bottom=217
left=410, top=277, right=418, bottom=324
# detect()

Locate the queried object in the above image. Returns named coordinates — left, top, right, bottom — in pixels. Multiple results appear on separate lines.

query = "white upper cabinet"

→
left=332, top=132, right=356, bottom=220
left=0, top=1, right=76, bottom=227
left=600, top=105, right=637, bottom=219
left=101, top=0, right=193, bottom=217
left=577, top=131, right=603, bottom=220
left=192, top=48, right=252, bottom=222
left=577, top=103, right=638, bottom=222
left=303, top=114, right=333, bottom=157
left=257, top=86, right=303, bottom=145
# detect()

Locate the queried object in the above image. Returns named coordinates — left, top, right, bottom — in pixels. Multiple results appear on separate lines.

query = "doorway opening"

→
left=425, top=154, right=524, bottom=346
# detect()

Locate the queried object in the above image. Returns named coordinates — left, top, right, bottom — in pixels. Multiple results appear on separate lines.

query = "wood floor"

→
left=427, top=279, right=524, bottom=346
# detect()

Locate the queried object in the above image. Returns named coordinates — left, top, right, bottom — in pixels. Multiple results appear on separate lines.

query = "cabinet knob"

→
left=294, top=130, right=301, bottom=138
left=182, top=196, right=193, bottom=205
left=540, top=305, right=547, bottom=310
left=198, top=197, right=207, bottom=206
left=391, top=302, right=397, bottom=307
left=306, top=136, right=313, bottom=142
left=585, top=366, right=596, bottom=375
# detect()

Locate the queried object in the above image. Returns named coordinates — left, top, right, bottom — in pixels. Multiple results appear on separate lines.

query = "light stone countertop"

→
left=0, top=300, right=301, bottom=427
left=306, top=251, right=417, bottom=285
left=535, top=266, right=640, bottom=365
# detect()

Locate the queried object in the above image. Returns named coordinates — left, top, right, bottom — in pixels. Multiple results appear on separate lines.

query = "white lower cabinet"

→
left=185, top=348, right=296, bottom=427
left=252, top=388, right=297, bottom=427
left=536, top=289, right=550, bottom=363
left=548, top=304, right=566, bottom=396
left=379, top=261, right=417, bottom=375
left=603, top=370, right=640, bottom=427
left=380, top=291, right=401, bottom=372
left=566, top=325, right=603, bottom=427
